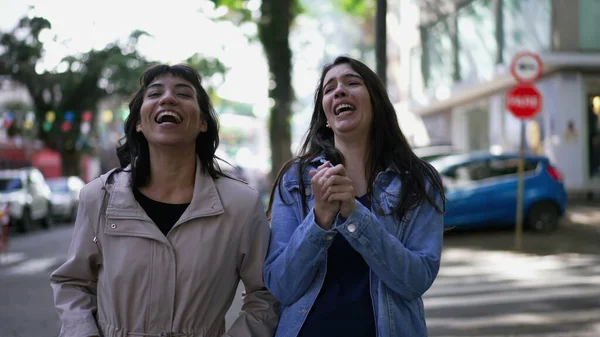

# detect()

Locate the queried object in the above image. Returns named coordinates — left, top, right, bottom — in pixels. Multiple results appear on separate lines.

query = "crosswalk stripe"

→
left=433, top=332, right=600, bottom=337
left=427, top=308, right=600, bottom=329
left=425, top=251, right=600, bottom=336
left=436, top=258, right=595, bottom=278
left=6, top=257, right=62, bottom=275
left=425, top=282, right=600, bottom=309
left=0, top=252, right=27, bottom=265
left=426, top=275, right=600, bottom=297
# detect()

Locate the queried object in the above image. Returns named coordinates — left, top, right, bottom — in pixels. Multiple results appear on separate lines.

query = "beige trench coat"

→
left=50, top=159, right=279, bottom=337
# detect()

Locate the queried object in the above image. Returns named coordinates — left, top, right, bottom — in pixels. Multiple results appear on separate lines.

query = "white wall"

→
left=541, top=72, right=588, bottom=190
left=488, top=71, right=591, bottom=191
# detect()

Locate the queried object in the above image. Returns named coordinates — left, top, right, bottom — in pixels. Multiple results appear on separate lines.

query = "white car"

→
left=46, top=176, right=85, bottom=222
left=0, top=167, right=53, bottom=233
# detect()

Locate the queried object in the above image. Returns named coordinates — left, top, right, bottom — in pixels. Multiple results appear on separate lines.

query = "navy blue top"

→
left=133, top=188, right=189, bottom=236
left=297, top=195, right=376, bottom=337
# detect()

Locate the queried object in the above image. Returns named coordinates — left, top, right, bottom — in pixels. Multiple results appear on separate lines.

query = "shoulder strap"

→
left=92, top=168, right=119, bottom=254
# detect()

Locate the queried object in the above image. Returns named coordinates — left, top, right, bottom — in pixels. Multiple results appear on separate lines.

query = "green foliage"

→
left=186, top=53, right=228, bottom=79
left=337, top=0, right=375, bottom=18
left=0, top=15, right=227, bottom=153
left=210, top=0, right=253, bottom=23
left=210, top=0, right=303, bottom=23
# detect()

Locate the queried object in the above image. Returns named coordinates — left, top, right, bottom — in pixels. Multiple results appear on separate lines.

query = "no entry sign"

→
left=510, top=52, right=543, bottom=83
left=506, top=83, right=542, bottom=119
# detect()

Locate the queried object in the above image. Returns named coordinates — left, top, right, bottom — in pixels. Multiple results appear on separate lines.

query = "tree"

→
left=337, top=0, right=377, bottom=60
left=336, top=0, right=387, bottom=83
left=0, top=17, right=154, bottom=175
left=375, top=0, right=387, bottom=85
left=210, top=0, right=301, bottom=182
left=0, top=16, right=227, bottom=176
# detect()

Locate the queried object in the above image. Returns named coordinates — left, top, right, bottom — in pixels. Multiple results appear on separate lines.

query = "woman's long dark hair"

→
left=116, top=64, right=223, bottom=187
left=266, top=56, right=445, bottom=220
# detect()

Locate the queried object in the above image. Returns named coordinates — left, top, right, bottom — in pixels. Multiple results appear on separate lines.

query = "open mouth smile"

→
left=334, top=103, right=356, bottom=116
left=154, top=111, right=183, bottom=124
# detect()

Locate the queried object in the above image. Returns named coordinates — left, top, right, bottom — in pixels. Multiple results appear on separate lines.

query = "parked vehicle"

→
left=0, top=201, right=9, bottom=252
left=431, top=152, right=567, bottom=233
left=46, top=176, right=85, bottom=222
left=0, top=167, right=53, bottom=232
left=414, top=145, right=458, bottom=162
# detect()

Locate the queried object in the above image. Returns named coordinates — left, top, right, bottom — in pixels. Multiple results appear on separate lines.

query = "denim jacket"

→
left=264, top=157, right=443, bottom=337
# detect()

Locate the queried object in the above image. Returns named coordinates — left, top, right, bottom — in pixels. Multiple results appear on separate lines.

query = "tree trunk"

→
left=376, top=0, right=388, bottom=85
left=259, top=0, right=295, bottom=183
left=61, top=150, right=80, bottom=177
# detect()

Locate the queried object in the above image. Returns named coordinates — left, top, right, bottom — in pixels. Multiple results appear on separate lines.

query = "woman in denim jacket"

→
left=264, top=56, right=446, bottom=337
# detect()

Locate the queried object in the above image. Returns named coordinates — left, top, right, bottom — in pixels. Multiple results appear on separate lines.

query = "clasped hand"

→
left=309, top=161, right=356, bottom=229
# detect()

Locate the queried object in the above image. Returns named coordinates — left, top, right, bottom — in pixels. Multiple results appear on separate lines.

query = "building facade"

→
left=401, top=0, right=600, bottom=194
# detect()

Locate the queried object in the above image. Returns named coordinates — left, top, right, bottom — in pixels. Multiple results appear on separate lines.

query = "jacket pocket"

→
left=285, top=180, right=314, bottom=219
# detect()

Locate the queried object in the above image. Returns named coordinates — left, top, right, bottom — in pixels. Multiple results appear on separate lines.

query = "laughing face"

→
left=321, top=63, right=373, bottom=137
left=136, top=73, right=207, bottom=148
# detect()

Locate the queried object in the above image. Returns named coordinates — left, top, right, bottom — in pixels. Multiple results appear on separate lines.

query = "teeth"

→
left=156, top=111, right=182, bottom=123
left=335, top=103, right=355, bottom=115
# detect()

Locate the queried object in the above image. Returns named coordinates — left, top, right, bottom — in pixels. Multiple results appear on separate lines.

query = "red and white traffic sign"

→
left=510, top=52, right=543, bottom=83
left=506, top=83, right=542, bottom=119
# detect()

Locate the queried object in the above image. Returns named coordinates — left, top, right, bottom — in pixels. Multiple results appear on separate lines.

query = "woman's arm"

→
left=50, top=186, right=102, bottom=337
left=227, top=196, right=280, bottom=337
left=263, top=180, right=337, bottom=306
left=335, top=189, right=443, bottom=300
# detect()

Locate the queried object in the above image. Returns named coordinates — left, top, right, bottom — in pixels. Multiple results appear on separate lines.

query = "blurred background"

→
left=0, top=0, right=599, bottom=336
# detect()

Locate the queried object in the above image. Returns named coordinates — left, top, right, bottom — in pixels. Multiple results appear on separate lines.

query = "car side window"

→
left=488, top=159, right=539, bottom=178
left=446, top=160, right=492, bottom=182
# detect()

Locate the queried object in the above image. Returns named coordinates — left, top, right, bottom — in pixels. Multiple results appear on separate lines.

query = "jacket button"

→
left=110, top=224, right=117, bottom=229
left=347, top=223, right=357, bottom=233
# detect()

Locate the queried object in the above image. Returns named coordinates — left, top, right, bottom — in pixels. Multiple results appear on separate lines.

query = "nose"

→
left=159, top=91, right=178, bottom=105
left=333, top=85, right=347, bottom=99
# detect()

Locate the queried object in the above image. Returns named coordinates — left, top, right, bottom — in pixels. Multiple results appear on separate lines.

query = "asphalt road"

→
left=1, top=204, right=599, bottom=337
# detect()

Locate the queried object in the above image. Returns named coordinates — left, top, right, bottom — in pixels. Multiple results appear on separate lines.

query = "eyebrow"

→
left=323, top=73, right=363, bottom=88
left=147, top=83, right=195, bottom=91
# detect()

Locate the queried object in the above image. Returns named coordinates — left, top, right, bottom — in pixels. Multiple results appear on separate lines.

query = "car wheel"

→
left=41, top=203, right=54, bottom=229
left=69, top=205, right=78, bottom=223
left=527, top=201, right=559, bottom=233
left=17, top=208, right=32, bottom=233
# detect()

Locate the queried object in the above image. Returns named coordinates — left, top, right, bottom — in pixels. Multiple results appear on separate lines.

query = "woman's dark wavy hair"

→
left=266, top=55, right=445, bottom=220
left=116, top=64, right=223, bottom=187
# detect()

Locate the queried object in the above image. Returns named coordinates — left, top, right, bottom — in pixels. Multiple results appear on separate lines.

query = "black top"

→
left=297, top=194, right=376, bottom=337
left=132, top=188, right=190, bottom=236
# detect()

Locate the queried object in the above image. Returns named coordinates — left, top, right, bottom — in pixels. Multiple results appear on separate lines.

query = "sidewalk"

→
left=565, top=200, right=600, bottom=229
left=442, top=201, right=600, bottom=256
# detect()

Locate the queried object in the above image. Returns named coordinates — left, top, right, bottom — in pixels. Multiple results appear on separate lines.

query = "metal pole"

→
left=515, top=120, right=526, bottom=250
left=376, top=0, right=387, bottom=85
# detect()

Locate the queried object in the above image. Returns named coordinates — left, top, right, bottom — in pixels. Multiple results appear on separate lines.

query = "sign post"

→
left=507, top=52, right=543, bottom=251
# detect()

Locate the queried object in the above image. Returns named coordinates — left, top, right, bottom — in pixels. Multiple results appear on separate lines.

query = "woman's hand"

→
left=321, top=164, right=356, bottom=219
left=310, top=161, right=340, bottom=229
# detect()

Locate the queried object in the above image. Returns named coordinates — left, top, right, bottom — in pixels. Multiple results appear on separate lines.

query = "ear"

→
left=198, top=119, right=208, bottom=133
left=136, top=121, right=142, bottom=132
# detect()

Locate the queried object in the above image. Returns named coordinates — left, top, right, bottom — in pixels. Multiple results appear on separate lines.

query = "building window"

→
left=579, top=0, right=600, bottom=50
left=503, top=0, right=551, bottom=60
left=426, top=18, right=454, bottom=99
left=457, top=0, right=496, bottom=83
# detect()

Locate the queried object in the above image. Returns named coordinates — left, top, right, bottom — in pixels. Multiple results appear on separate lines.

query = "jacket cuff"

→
left=334, top=202, right=369, bottom=236
left=59, top=315, right=99, bottom=337
left=305, top=207, right=337, bottom=247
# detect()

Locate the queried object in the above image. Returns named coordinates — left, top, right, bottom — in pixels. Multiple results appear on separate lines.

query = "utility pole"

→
left=376, top=0, right=387, bottom=85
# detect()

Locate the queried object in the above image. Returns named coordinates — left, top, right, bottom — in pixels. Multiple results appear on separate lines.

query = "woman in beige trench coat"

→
left=50, top=64, right=279, bottom=337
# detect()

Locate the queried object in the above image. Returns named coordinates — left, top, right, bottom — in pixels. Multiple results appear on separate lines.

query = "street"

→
left=1, top=203, right=599, bottom=337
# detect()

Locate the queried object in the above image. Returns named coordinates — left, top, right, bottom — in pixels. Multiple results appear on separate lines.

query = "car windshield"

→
left=0, top=178, right=23, bottom=192
left=430, top=156, right=462, bottom=173
left=47, top=180, right=70, bottom=193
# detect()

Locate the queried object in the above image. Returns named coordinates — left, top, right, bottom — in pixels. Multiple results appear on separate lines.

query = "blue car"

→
left=430, top=152, right=567, bottom=233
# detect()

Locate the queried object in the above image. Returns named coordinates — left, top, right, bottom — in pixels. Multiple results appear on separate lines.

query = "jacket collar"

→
left=104, top=156, right=225, bottom=221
